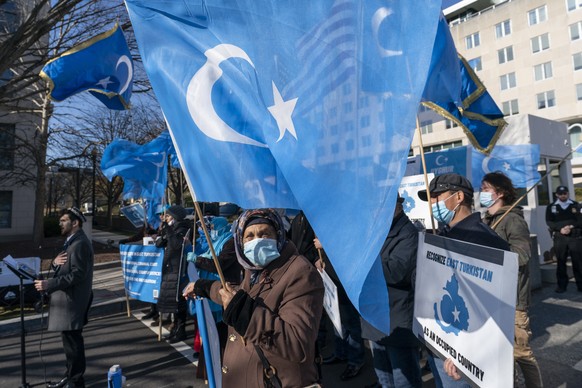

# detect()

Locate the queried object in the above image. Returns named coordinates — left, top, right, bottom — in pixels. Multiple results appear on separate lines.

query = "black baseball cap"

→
left=556, top=185, right=568, bottom=194
left=418, top=173, right=474, bottom=202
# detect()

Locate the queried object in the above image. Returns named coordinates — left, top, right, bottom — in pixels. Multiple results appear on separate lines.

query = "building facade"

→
left=411, top=0, right=582, bottom=190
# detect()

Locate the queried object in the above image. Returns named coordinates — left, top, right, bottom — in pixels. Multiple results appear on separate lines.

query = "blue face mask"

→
left=431, top=192, right=460, bottom=225
left=480, top=191, right=496, bottom=208
left=243, top=238, right=280, bottom=268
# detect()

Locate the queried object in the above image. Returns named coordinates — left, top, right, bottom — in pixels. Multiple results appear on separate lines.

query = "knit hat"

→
left=166, top=205, right=187, bottom=221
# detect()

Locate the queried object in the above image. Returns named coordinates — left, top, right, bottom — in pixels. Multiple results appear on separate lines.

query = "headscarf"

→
left=233, top=208, right=287, bottom=270
left=199, top=216, right=232, bottom=258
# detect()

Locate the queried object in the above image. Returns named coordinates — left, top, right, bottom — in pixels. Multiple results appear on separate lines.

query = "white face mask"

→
left=480, top=191, right=496, bottom=208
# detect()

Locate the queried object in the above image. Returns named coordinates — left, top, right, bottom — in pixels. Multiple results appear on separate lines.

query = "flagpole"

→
left=416, top=116, right=437, bottom=234
left=193, top=201, right=227, bottom=289
left=491, top=145, right=581, bottom=229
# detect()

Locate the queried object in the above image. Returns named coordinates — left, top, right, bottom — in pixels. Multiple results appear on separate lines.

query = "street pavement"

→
left=1, top=229, right=582, bottom=387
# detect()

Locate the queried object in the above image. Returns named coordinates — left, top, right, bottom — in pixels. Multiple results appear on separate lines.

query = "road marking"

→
left=574, top=359, right=582, bottom=372
left=542, top=297, right=582, bottom=310
left=134, top=312, right=198, bottom=366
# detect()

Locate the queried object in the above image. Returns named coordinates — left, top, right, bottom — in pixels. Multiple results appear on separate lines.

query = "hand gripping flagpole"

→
left=416, top=116, right=437, bottom=234
left=193, top=201, right=227, bottom=290
left=491, top=144, right=582, bottom=230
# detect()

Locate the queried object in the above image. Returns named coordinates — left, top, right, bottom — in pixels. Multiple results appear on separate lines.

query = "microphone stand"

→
left=4, top=264, right=34, bottom=388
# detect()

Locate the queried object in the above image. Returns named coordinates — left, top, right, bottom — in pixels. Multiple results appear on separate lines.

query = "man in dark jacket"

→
left=545, top=185, right=582, bottom=293
left=35, top=207, right=94, bottom=388
left=155, top=205, right=192, bottom=343
left=361, top=194, right=422, bottom=388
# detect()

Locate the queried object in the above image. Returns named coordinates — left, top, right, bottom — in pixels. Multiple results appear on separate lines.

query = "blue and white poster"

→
left=120, top=244, right=164, bottom=303
left=413, top=234, right=518, bottom=388
left=399, top=174, right=434, bottom=231
left=423, top=146, right=471, bottom=177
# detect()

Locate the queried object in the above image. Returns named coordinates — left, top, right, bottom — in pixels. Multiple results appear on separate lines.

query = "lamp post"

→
left=91, top=148, right=97, bottom=222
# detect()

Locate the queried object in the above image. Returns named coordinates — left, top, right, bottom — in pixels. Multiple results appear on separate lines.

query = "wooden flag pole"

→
left=416, top=116, right=437, bottom=234
left=193, top=201, right=227, bottom=289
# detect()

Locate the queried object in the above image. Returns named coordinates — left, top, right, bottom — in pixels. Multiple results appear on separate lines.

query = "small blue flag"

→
left=101, top=132, right=172, bottom=226
left=422, top=15, right=506, bottom=154
left=126, top=0, right=442, bottom=334
left=471, top=144, right=541, bottom=188
left=40, top=24, right=133, bottom=110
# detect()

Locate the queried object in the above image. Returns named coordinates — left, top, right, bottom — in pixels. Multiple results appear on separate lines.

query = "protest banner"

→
left=320, top=269, right=342, bottom=338
left=398, top=174, right=434, bottom=231
left=413, top=233, right=518, bottom=387
left=119, top=244, right=164, bottom=303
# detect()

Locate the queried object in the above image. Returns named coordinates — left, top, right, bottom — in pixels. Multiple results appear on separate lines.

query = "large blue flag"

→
left=126, top=0, right=442, bottom=334
left=101, top=132, right=172, bottom=226
left=471, top=144, right=541, bottom=189
left=421, top=15, right=506, bottom=154
left=40, top=24, right=133, bottom=110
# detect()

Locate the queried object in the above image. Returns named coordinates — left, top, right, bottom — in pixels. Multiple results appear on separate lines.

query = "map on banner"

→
left=413, top=234, right=518, bottom=387
left=120, top=244, right=164, bottom=303
left=399, top=174, right=434, bottom=231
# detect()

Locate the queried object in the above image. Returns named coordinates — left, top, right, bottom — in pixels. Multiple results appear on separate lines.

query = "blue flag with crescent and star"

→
left=101, top=132, right=172, bottom=226
left=125, top=0, right=442, bottom=334
left=471, top=144, right=541, bottom=189
left=40, top=24, right=133, bottom=110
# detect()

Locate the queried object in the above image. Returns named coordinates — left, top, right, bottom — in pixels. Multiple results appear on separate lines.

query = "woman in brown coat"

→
left=184, top=208, right=324, bottom=387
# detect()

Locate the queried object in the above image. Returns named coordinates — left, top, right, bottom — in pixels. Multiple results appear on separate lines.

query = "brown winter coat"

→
left=208, top=241, right=324, bottom=388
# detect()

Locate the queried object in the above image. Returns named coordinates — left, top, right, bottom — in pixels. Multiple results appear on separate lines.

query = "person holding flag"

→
left=183, top=208, right=323, bottom=387
left=480, top=172, right=543, bottom=387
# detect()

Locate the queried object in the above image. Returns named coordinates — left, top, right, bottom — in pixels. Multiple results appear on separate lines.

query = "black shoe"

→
left=46, top=376, right=68, bottom=388
left=142, top=310, right=159, bottom=320
left=340, top=364, right=363, bottom=381
left=322, top=355, right=347, bottom=365
left=555, top=287, right=566, bottom=293
left=167, top=325, right=186, bottom=344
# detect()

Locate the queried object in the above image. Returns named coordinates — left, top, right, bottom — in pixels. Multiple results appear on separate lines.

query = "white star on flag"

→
left=96, top=76, right=114, bottom=89
left=268, top=82, right=298, bottom=142
left=503, top=161, right=511, bottom=171
left=452, top=306, right=461, bottom=322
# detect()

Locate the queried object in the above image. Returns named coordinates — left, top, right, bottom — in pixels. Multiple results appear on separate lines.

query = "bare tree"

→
left=0, top=0, right=154, bottom=243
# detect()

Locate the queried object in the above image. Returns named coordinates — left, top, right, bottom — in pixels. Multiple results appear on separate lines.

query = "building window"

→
left=574, top=52, right=582, bottom=71
left=537, top=90, right=556, bottom=109
left=0, top=124, right=15, bottom=170
left=531, top=33, right=550, bottom=53
left=0, top=191, right=12, bottom=228
left=362, top=135, right=372, bottom=147
left=423, top=141, right=463, bottom=153
left=498, top=46, right=514, bottom=64
left=346, top=138, right=355, bottom=151
left=342, top=83, right=351, bottom=95
left=330, top=125, right=338, bottom=135
left=567, top=0, right=582, bottom=11
left=577, top=83, right=582, bottom=101
left=445, top=119, right=458, bottom=129
left=495, top=20, right=511, bottom=38
left=343, top=101, right=352, bottom=113
left=500, top=72, right=517, bottom=90
left=528, top=5, right=547, bottom=25
left=468, top=57, right=482, bottom=71
left=360, top=115, right=370, bottom=128
left=502, top=99, right=519, bottom=116
left=345, top=121, right=354, bottom=131
left=570, top=21, right=582, bottom=40
left=465, top=32, right=480, bottom=49
left=359, top=96, right=369, bottom=107
left=420, top=120, right=433, bottom=134
left=534, top=62, right=553, bottom=81
left=331, top=143, right=339, bottom=154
